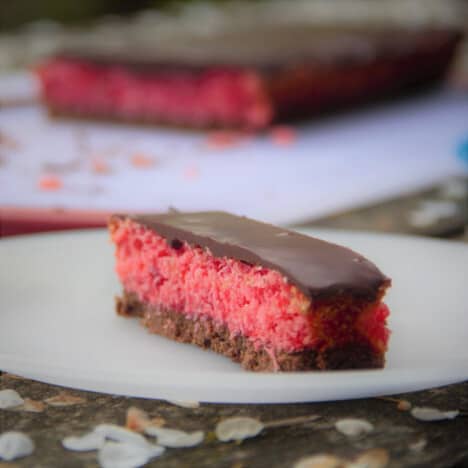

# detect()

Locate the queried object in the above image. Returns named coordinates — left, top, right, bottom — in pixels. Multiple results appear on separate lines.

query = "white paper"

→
left=0, top=74, right=466, bottom=224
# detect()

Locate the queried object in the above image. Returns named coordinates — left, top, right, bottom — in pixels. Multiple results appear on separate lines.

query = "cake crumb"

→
left=130, top=153, right=155, bottom=168
left=38, top=174, right=63, bottom=191
left=205, top=131, right=245, bottom=149
left=270, top=125, right=297, bottom=146
left=182, top=165, right=200, bottom=180
left=91, top=157, right=111, bottom=174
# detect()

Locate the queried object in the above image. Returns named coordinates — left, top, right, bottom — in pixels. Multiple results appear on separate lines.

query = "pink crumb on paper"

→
left=183, top=165, right=199, bottom=180
left=270, top=126, right=297, bottom=146
left=130, top=153, right=155, bottom=168
left=38, top=174, right=63, bottom=191
left=91, top=157, right=111, bottom=174
left=204, top=131, right=247, bottom=150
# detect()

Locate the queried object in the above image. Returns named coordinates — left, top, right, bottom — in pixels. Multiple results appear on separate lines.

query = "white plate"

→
left=1, top=229, right=467, bottom=403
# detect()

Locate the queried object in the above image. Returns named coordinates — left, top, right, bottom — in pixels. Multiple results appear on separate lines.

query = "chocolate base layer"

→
left=116, top=291, right=384, bottom=372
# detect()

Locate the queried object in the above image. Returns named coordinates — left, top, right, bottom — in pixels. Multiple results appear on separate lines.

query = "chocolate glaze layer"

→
left=114, top=211, right=390, bottom=300
left=57, top=28, right=461, bottom=71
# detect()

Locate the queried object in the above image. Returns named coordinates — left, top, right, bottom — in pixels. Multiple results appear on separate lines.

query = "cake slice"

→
left=109, top=212, right=391, bottom=371
left=37, top=28, right=461, bottom=129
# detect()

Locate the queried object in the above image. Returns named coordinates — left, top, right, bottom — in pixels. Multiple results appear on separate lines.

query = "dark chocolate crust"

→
left=57, top=28, right=461, bottom=72
left=112, top=211, right=390, bottom=301
left=117, top=291, right=384, bottom=371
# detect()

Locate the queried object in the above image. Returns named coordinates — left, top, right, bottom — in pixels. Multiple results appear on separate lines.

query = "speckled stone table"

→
left=1, top=178, right=467, bottom=468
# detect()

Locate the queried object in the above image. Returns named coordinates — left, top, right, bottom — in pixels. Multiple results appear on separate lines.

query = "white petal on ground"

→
left=215, top=417, right=264, bottom=442
left=293, top=454, right=346, bottom=468
left=410, top=407, right=459, bottom=421
left=0, top=389, right=24, bottom=409
left=166, top=399, right=200, bottom=409
left=144, top=426, right=204, bottom=448
left=98, top=441, right=165, bottom=468
left=62, top=431, right=106, bottom=452
left=409, top=439, right=427, bottom=452
left=408, top=200, right=459, bottom=228
left=94, top=424, right=149, bottom=446
left=348, top=448, right=390, bottom=468
left=0, top=431, right=35, bottom=461
left=334, top=418, right=374, bottom=437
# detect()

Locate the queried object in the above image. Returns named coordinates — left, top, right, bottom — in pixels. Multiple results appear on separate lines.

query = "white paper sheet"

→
left=0, top=81, right=466, bottom=225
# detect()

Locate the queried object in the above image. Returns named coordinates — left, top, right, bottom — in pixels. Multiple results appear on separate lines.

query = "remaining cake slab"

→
left=109, top=211, right=391, bottom=371
left=37, top=27, right=461, bottom=129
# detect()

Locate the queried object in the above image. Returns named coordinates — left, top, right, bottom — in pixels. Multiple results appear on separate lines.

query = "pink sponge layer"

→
left=37, top=58, right=272, bottom=129
left=111, top=218, right=389, bottom=353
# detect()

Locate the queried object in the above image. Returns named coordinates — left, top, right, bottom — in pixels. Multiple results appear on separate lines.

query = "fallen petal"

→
left=293, top=454, right=346, bottom=468
left=0, top=389, right=24, bottom=409
left=145, top=426, right=204, bottom=448
left=335, top=419, right=374, bottom=437
left=411, top=407, right=459, bottom=422
left=0, top=432, right=34, bottom=461
left=167, top=399, right=200, bottom=409
left=126, top=407, right=150, bottom=432
left=215, top=417, right=264, bottom=442
left=397, top=400, right=412, bottom=412
left=62, top=431, right=106, bottom=452
left=94, top=424, right=149, bottom=446
left=45, top=392, right=86, bottom=407
left=17, top=398, right=45, bottom=413
left=97, top=441, right=164, bottom=468
left=348, top=448, right=389, bottom=468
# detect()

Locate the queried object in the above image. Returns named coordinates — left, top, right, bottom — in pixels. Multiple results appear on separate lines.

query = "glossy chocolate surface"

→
left=116, top=211, right=390, bottom=300
left=58, top=28, right=460, bottom=71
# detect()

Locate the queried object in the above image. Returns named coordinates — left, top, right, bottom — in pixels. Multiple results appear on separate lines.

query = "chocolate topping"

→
left=117, top=211, right=390, bottom=300
left=58, top=27, right=461, bottom=71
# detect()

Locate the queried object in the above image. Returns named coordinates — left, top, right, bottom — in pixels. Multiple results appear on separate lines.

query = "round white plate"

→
left=1, top=229, right=467, bottom=403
